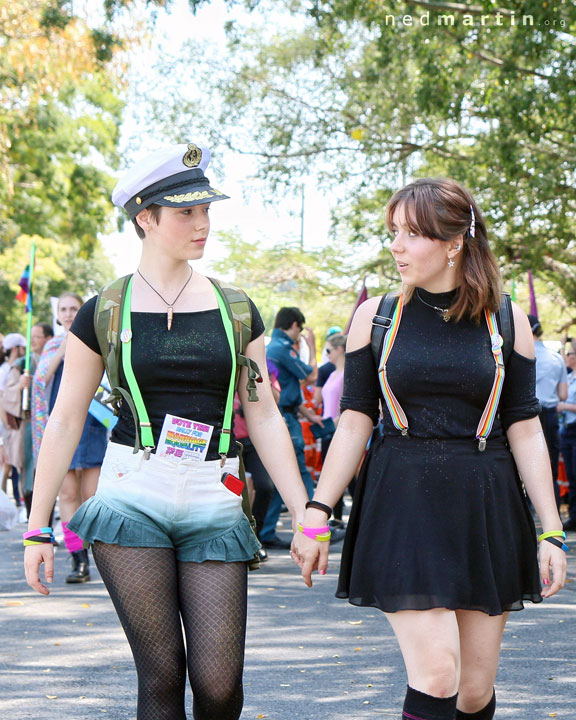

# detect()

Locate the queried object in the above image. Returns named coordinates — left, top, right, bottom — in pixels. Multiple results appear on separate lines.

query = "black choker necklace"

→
left=416, top=289, right=451, bottom=322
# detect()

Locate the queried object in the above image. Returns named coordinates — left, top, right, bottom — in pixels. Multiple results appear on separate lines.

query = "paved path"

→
left=1, top=517, right=575, bottom=720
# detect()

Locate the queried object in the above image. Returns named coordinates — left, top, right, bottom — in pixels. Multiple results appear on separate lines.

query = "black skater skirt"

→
left=336, top=434, right=542, bottom=616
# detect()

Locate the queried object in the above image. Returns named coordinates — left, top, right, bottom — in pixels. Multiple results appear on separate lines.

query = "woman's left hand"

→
left=539, top=541, right=567, bottom=598
left=290, top=532, right=330, bottom=588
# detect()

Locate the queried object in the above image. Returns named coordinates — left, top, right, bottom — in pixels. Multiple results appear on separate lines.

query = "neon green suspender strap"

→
left=120, top=276, right=240, bottom=462
left=121, top=276, right=155, bottom=457
left=213, top=285, right=237, bottom=462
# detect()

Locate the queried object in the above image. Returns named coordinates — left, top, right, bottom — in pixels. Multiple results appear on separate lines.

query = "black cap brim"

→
left=125, top=168, right=229, bottom=219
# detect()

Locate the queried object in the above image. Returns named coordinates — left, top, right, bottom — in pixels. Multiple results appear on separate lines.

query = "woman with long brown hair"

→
left=292, top=177, right=567, bottom=720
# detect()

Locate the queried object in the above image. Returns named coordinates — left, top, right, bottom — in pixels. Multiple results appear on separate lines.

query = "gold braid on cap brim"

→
left=163, top=189, right=223, bottom=203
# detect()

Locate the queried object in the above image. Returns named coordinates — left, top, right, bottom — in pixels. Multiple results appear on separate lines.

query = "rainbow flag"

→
left=16, top=265, right=33, bottom=312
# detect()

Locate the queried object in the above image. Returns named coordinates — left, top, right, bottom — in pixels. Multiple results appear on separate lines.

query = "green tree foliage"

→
left=0, top=234, right=115, bottom=333
left=150, top=0, right=576, bottom=310
left=0, top=0, right=167, bottom=330
left=211, top=230, right=366, bottom=336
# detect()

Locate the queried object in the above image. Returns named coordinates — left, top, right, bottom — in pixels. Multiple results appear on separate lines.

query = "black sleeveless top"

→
left=71, top=295, right=265, bottom=459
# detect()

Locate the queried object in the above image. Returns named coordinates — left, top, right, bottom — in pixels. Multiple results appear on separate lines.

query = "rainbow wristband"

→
left=538, top=531, right=567, bottom=542
left=23, top=527, right=53, bottom=540
left=297, top=522, right=331, bottom=542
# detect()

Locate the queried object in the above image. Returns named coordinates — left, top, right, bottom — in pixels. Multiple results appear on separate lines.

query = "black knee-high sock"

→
left=403, top=685, right=458, bottom=720
left=455, top=689, right=495, bottom=719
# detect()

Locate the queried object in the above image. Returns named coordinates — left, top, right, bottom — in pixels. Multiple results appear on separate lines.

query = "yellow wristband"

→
left=538, top=530, right=566, bottom=542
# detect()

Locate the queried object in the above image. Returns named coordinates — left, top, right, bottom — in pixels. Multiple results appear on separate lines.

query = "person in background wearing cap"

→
left=529, top=314, right=568, bottom=506
left=0, top=333, right=27, bottom=508
left=24, top=142, right=310, bottom=720
left=292, top=178, right=566, bottom=720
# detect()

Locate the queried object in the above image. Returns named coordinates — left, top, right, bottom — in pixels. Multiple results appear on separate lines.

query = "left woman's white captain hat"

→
left=111, top=142, right=230, bottom=219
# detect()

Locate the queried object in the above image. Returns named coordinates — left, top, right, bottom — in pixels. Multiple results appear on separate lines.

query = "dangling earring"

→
left=448, top=258, right=455, bottom=268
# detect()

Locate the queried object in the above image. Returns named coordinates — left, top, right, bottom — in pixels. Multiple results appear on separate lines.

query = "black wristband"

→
left=544, top=536, right=569, bottom=552
left=306, top=500, right=332, bottom=519
left=24, top=535, right=54, bottom=544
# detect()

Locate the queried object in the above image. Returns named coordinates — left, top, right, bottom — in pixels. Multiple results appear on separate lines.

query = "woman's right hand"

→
left=291, top=531, right=330, bottom=588
left=24, top=545, right=55, bottom=595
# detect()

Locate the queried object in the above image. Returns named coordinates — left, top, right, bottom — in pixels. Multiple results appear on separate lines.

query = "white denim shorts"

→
left=68, top=442, right=260, bottom=563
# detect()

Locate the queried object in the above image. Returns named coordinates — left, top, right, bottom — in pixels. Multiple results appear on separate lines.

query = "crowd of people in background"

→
left=3, top=299, right=576, bottom=566
left=0, top=293, right=107, bottom=582
left=3, top=302, right=576, bottom=548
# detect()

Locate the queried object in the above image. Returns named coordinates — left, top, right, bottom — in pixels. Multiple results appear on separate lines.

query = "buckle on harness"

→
left=372, top=315, right=392, bottom=329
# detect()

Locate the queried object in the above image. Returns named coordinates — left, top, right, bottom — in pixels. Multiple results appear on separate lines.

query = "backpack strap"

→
left=94, top=275, right=142, bottom=453
left=208, top=278, right=262, bottom=402
left=370, top=292, right=399, bottom=368
left=94, top=274, right=132, bottom=389
left=499, top=292, right=514, bottom=365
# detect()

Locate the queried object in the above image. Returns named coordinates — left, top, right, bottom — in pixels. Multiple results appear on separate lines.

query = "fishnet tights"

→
left=92, top=544, right=247, bottom=720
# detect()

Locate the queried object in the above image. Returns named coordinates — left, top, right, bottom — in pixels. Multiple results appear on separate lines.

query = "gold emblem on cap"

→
left=164, top=190, right=215, bottom=203
left=136, top=197, right=142, bottom=204
left=182, top=143, right=202, bottom=168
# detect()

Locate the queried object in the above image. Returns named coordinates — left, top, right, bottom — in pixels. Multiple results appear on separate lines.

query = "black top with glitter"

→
left=71, top=295, right=265, bottom=459
left=340, top=288, right=541, bottom=439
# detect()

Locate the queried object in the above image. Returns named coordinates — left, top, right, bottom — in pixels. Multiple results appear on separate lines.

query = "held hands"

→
left=539, top=538, right=567, bottom=598
left=291, top=531, right=330, bottom=587
left=24, top=545, right=55, bottom=596
left=290, top=507, right=332, bottom=587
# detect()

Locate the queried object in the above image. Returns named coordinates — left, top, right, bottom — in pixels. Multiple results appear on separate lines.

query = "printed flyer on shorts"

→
left=156, top=414, right=214, bottom=461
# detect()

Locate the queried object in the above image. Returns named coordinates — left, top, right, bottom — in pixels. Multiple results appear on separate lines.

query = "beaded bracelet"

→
left=543, top=536, right=570, bottom=553
left=297, top=522, right=332, bottom=542
left=305, top=500, right=333, bottom=519
left=538, top=531, right=566, bottom=542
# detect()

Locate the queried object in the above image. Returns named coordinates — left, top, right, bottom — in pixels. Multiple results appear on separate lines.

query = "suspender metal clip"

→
left=372, top=315, right=392, bottom=329
left=478, top=438, right=487, bottom=452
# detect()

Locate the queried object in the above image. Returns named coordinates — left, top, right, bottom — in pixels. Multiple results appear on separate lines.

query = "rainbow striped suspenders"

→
left=373, top=294, right=507, bottom=452
left=377, top=294, right=409, bottom=435
left=476, top=310, right=506, bottom=450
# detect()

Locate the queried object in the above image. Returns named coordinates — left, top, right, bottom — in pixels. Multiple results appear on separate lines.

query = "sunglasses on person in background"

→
left=326, top=348, right=332, bottom=354
left=567, top=352, right=576, bottom=356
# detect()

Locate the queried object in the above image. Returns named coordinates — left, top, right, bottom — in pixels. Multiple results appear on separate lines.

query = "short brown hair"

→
left=132, top=204, right=163, bottom=239
left=386, top=178, right=502, bottom=323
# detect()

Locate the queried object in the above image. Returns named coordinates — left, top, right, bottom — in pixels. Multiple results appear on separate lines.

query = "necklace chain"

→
left=137, top=267, right=193, bottom=330
left=416, top=289, right=451, bottom=322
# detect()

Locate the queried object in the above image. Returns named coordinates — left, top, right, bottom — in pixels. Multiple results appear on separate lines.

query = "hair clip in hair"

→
left=469, top=205, right=476, bottom=238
